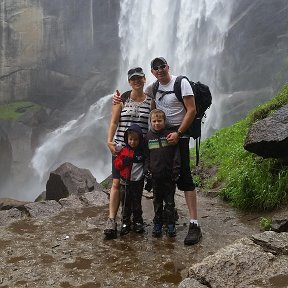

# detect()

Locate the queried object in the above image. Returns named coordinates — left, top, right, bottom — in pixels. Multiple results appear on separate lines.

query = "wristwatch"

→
left=177, top=130, right=183, bottom=138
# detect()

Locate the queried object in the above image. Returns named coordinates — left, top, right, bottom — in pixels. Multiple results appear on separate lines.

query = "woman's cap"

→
left=151, top=57, right=167, bottom=68
left=128, top=67, right=145, bottom=80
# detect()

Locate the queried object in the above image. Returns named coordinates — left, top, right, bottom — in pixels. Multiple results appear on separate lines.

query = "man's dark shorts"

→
left=176, top=137, right=195, bottom=191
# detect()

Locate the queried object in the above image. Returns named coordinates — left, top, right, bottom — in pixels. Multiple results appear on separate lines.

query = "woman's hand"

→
left=112, top=90, right=122, bottom=105
left=107, top=141, right=116, bottom=155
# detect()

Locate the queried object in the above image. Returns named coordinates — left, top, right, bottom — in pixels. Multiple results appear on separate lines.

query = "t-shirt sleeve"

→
left=145, top=82, right=154, bottom=98
left=181, top=78, right=194, bottom=97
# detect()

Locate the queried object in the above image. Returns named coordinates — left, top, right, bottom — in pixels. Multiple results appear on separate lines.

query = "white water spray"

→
left=32, top=95, right=112, bottom=184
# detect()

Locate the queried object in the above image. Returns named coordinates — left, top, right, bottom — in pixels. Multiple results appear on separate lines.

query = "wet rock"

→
left=59, top=194, right=85, bottom=209
left=181, top=231, right=288, bottom=288
left=45, top=162, right=102, bottom=201
left=0, top=208, right=22, bottom=225
left=252, top=231, right=288, bottom=255
left=24, top=200, right=62, bottom=218
left=80, top=191, right=109, bottom=207
left=271, top=219, right=288, bottom=233
left=178, top=278, right=207, bottom=288
left=0, top=198, right=30, bottom=210
left=244, top=105, right=288, bottom=158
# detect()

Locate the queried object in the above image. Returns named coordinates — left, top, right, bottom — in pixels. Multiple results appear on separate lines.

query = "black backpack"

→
left=152, top=76, right=212, bottom=165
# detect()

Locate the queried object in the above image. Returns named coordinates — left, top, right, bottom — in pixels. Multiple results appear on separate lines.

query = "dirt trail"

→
left=0, top=191, right=273, bottom=288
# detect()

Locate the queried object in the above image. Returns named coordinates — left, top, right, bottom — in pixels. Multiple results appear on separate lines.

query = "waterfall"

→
left=31, top=0, right=234, bottom=194
left=118, top=0, right=234, bottom=135
left=31, top=95, right=112, bottom=185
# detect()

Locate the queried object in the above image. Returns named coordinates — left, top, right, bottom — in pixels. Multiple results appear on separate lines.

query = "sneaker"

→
left=120, top=223, right=131, bottom=236
left=152, top=223, right=162, bottom=237
left=104, top=218, right=117, bottom=239
left=167, top=224, right=176, bottom=237
left=184, top=223, right=202, bottom=245
left=133, top=222, right=145, bottom=233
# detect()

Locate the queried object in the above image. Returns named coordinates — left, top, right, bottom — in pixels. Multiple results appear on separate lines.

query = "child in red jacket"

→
left=114, top=124, right=145, bottom=235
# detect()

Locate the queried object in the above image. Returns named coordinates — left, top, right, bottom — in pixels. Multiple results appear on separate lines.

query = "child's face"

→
left=127, top=133, right=140, bottom=148
left=151, top=114, right=165, bottom=131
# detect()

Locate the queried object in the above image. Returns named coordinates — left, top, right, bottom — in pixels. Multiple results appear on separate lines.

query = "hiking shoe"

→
left=184, top=223, right=202, bottom=245
left=152, top=223, right=162, bottom=237
left=104, top=218, right=117, bottom=239
left=120, top=223, right=131, bottom=236
left=133, top=222, right=145, bottom=233
left=167, top=224, right=176, bottom=237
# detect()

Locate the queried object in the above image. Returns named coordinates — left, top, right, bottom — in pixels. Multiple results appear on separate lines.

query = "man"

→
left=113, top=57, right=202, bottom=245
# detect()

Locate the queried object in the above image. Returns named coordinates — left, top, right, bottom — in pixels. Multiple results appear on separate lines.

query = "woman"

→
left=104, top=67, right=155, bottom=239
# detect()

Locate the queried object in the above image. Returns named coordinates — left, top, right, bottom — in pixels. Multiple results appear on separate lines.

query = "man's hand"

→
left=112, top=89, right=122, bottom=105
left=166, top=132, right=179, bottom=145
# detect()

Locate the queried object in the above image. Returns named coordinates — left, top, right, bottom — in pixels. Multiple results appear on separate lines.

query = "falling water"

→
left=31, top=0, right=234, bottom=197
left=117, top=0, right=234, bottom=135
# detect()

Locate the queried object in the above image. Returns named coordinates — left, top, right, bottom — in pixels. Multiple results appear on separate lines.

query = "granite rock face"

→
left=0, top=126, right=12, bottom=190
left=0, top=0, right=120, bottom=113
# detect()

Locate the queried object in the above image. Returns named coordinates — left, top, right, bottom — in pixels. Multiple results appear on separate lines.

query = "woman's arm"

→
left=107, top=103, right=122, bottom=155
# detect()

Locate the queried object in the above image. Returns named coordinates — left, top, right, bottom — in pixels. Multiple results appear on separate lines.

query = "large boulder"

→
left=180, top=231, right=288, bottom=288
left=46, top=162, right=103, bottom=201
left=244, top=105, right=288, bottom=158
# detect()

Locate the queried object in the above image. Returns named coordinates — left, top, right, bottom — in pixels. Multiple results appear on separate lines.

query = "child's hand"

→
left=144, top=170, right=152, bottom=179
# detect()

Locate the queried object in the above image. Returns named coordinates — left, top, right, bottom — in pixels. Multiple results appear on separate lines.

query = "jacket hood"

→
left=124, top=124, right=144, bottom=147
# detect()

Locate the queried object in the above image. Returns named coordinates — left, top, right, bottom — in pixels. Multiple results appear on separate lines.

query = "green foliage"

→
left=195, top=85, right=288, bottom=211
left=0, top=101, right=39, bottom=120
left=259, top=217, right=272, bottom=231
left=247, top=84, right=288, bottom=124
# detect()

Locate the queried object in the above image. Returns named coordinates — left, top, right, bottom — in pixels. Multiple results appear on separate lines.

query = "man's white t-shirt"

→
left=145, top=75, right=194, bottom=127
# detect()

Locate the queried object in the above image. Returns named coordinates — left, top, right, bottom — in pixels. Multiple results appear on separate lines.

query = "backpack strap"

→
left=121, top=90, right=132, bottom=105
left=152, top=80, right=159, bottom=98
left=173, top=75, right=190, bottom=106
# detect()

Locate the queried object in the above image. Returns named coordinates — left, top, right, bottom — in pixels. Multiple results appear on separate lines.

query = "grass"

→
left=0, top=101, right=40, bottom=120
left=193, top=84, right=288, bottom=211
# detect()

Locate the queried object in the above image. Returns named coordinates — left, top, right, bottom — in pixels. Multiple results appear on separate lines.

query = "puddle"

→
left=74, top=233, right=93, bottom=241
left=60, top=282, right=101, bottom=288
left=7, top=256, right=26, bottom=263
left=8, top=220, right=39, bottom=235
left=64, top=257, right=93, bottom=270
left=269, top=274, right=288, bottom=287
left=40, top=254, right=55, bottom=264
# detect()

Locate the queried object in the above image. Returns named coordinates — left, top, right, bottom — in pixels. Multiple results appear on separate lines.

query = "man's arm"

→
left=167, top=95, right=196, bottom=144
left=179, top=95, right=196, bottom=134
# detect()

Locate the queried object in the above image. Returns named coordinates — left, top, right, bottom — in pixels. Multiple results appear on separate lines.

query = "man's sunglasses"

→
left=152, top=64, right=167, bottom=71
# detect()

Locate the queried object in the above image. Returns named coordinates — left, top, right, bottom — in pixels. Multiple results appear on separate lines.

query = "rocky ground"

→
left=1, top=188, right=286, bottom=288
